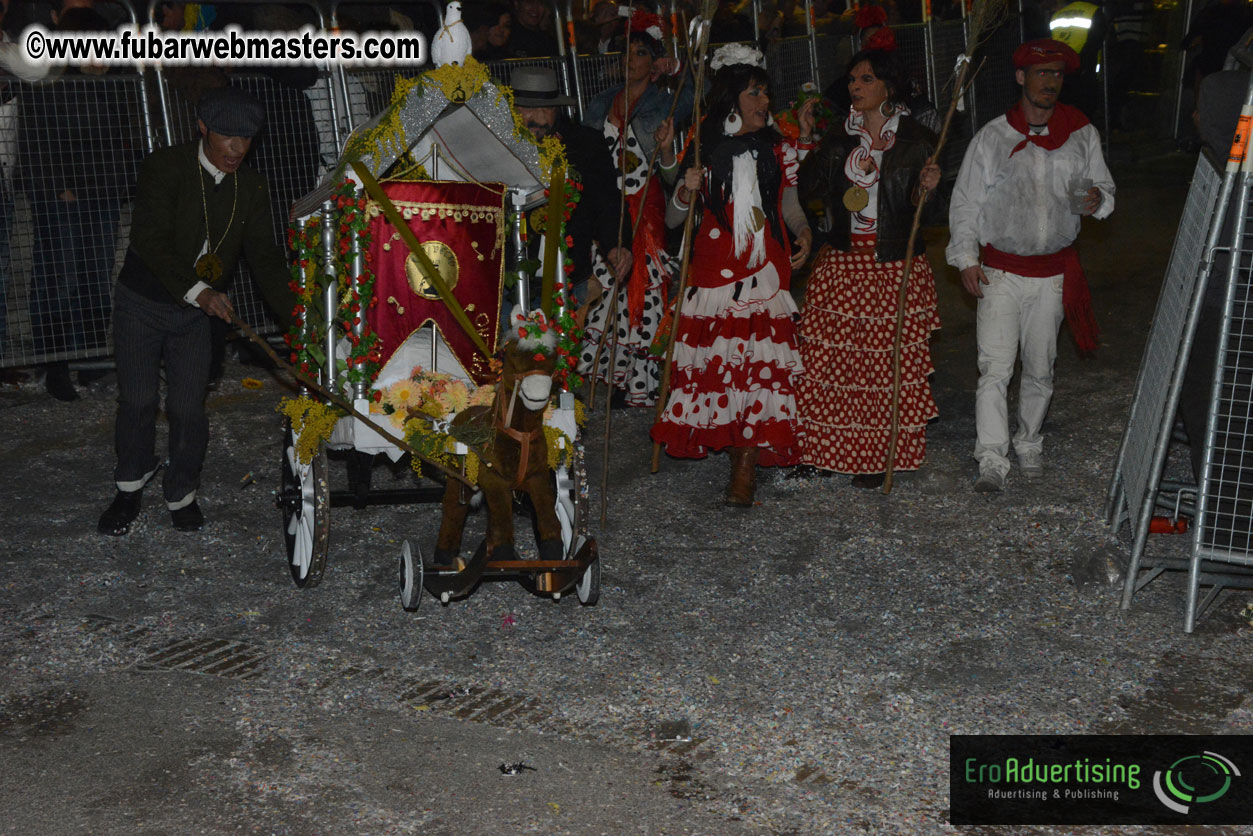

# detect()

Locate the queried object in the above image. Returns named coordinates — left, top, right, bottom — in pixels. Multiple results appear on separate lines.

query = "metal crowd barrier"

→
left=2, top=72, right=150, bottom=369
left=0, top=7, right=1027, bottom=370
left=1109, top=63, right=1253, bottom=631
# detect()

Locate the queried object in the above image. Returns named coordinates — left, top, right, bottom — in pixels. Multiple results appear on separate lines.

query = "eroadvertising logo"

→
left=949, top=736, right=1253, bottom=825
left=1152, top=751, right=1240, bottom=814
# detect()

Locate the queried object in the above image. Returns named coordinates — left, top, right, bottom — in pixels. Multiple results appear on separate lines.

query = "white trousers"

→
left=973, top=268, right=1065, bottom=475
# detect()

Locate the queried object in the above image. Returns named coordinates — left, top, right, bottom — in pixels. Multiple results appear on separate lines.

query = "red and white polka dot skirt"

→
left=795, top=245, right=941, bottom=474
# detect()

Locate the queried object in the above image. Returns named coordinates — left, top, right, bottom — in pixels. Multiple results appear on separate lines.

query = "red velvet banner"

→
left=366, top=180, right=507, bottom=385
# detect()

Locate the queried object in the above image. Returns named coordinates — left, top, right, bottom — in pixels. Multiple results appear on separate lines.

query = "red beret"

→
left=1012, top=38, right=1080, bottom=74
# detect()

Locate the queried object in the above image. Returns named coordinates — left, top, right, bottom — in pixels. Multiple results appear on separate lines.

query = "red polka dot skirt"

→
left=650, top=262, right=803, bottom=467
left=796, top=245, right=940, bottom=474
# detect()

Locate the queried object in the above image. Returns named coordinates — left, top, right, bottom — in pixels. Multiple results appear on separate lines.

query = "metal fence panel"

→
left=894, top=23, right=931, bottom=106
left=572, top=52, right=625, bottom=105
left=970, top=18, right=1022, bottom=130
left=767, top=35, right=818, bottom=105
left=813, top=33, right=856, bottom=93
left=1115, top=153, right=1222, bottom=537
left=1196, top=180, right=1253, bottom=558
left=2, top=73, right=147, bottom=369
left=484, top=56, right=565, bottom=89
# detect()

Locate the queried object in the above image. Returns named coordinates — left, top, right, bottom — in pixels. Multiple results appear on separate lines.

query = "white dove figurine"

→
left=431, top=1, right=472, bottom=67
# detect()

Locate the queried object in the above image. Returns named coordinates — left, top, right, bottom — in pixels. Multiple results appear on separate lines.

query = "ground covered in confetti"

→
left=2, top=149, right=1251, bottom=835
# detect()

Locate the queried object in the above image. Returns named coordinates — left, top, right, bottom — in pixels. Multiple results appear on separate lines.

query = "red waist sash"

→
left=981, top=243, right=1099, bottom=353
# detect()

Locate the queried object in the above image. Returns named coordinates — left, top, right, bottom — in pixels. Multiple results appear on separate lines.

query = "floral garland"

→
left=285, top=179, right=383, bottom=391
left=278, top=396, right=343, bottom=464
left=513, top=299, right=585, bottom=391
left=400, top=415, right=480, bottom=483
left=285, top=216, right=322, bottom=380
left=332, top=180, right=383, bottom=387
left=508, top=135, right=585, bottom=390
left=342, top=61, right=491, bottom=173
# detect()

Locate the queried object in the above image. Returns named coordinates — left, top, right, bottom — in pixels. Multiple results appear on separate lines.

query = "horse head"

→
left=499, top=306, right=559, bottom=427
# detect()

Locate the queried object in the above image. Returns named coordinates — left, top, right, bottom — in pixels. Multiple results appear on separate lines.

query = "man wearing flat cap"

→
left=511, top=66, right=632, bottom=311
left=947, top=38, right=1115, bottom=493
left=97, top=87, right=296, bottom=535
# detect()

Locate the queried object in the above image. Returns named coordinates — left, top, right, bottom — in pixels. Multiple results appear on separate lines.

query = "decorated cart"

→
left=277, top=59, right=599, bottom=609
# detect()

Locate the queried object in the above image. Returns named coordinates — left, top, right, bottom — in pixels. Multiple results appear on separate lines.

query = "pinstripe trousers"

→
left=112, top=282, right=211, bottom=508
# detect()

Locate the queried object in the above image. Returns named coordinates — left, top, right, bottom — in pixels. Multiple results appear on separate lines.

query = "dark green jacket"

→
left=118, top=140, right=293, bottom=325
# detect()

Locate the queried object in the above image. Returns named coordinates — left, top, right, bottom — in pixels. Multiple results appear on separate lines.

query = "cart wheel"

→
left=281, top=422, right=329, bottom=588
left=554, top=443, right=587, bottom=558
left=399, top=539, right=423, bottom=611
left=574, top=536, right=600, bottom=606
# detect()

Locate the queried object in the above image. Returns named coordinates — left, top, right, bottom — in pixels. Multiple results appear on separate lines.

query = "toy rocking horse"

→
left=434, top=308, right=564, bottom=567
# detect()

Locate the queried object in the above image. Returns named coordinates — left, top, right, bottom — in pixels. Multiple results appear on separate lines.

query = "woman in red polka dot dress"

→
left=651, top=45, right=815, bottom=507
left=794, top=48, right=944, bottom=489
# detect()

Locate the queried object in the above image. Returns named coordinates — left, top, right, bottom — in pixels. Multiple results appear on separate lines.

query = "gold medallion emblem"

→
left=750, top=206, right=766, bottom=232
left=194, top=252, right=224, bottom=285
left=842, top=186, right=869, bottom=212
left=529, top=208, right=547, bottom=235
left=405, top=241, right=459, bottom=301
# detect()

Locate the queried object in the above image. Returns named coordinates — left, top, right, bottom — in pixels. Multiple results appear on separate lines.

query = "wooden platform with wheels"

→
left=398, top=535, right=600, bottom=610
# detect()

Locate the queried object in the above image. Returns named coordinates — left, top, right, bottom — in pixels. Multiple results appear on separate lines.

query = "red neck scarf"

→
left=1005, top=101, right=1089, bottom=157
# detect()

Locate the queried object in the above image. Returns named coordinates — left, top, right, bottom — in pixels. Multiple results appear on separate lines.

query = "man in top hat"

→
left=946, top=38, right=1115, bottom=492
left=511, top=66, right=632, bottom=310
left=97, top=87, right=296, bottom=535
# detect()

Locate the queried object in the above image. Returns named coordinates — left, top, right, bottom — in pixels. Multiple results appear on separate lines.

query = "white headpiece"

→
left=710, top=43, right=765, bottom=72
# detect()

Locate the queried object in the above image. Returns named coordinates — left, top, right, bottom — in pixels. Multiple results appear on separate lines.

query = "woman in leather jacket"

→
left=793, top=48, right=944, bottom=488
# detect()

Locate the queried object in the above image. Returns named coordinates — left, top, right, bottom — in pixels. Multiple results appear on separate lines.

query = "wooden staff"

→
left=229, top=313, right=474, bottom=489
left=881, top=1, right=1005, bottom=494
left=584, top=58, right=691, bottom=406
left=586, top=11, right=635, bottom=413
left=650, top=2, right=716, bottom=474
left=591, top=11, right=696, bottom=525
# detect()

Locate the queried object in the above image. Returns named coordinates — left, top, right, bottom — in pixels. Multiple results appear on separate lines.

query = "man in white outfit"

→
left=947, top=38, right=1115, bottom=492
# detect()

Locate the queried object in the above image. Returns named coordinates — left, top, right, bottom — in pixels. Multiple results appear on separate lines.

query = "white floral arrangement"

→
left=710, top=43, right=765, bottom=72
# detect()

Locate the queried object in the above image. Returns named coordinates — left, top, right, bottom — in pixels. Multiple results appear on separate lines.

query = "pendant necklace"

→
left=195, top=162, right=238, bottom=285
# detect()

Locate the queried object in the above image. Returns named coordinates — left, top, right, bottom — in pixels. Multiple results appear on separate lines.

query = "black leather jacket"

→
left=799, top=116, right=945, bottom=263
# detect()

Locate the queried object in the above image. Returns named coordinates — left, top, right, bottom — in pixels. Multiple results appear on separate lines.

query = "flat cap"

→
left=198, top=87, right=266, bottom=138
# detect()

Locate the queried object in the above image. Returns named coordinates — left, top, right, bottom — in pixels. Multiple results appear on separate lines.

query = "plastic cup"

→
left=1069, top=178, right=1093, bottom=214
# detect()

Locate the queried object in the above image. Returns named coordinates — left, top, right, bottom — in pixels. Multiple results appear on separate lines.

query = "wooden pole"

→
left=650, top=3, right=716, bottom=473
left=882, top=58, right=986, bottom=494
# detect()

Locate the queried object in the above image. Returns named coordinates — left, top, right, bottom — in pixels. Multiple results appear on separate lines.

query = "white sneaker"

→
left=974, top=466, right=1006, bottom=493
left=1019, top=450, right=1043, bottom=479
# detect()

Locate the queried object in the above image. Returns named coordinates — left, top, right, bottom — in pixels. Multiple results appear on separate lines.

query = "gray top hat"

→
left=510, top=67, right=576, bottom=108
left=198, top=87, right=266, bottom=138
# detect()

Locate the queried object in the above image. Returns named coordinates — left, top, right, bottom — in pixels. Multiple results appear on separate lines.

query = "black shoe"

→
left=45, top=362, right=78, bottom=402
left=171, top=501, right=204, bottom=532
left=97, top=490, right=142, bottom=536
left=850, top=473, right=886, bottom=490
left=609, top=388, right=629, bottom=410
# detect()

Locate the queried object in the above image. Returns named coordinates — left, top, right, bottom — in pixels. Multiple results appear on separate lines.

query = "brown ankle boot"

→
left=725, top=447, right=759, bottom=507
